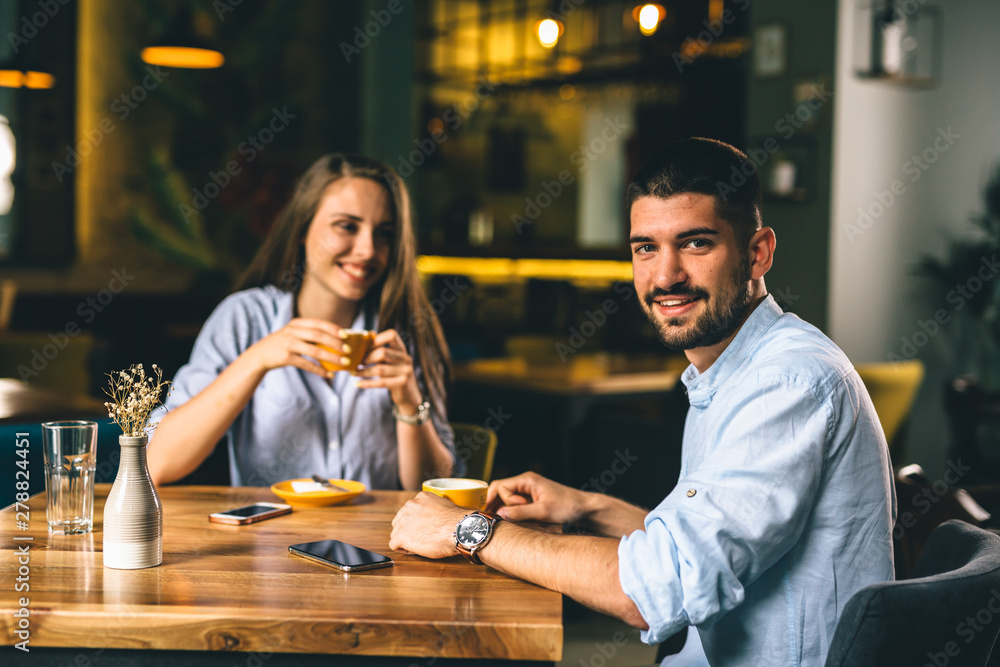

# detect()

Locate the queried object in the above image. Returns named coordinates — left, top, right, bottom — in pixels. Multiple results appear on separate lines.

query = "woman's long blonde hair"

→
left=237, top=154, right=451, bottom=415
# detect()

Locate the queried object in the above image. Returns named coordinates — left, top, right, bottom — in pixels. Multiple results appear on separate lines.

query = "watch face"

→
left=457, top=515, right=490, bottom=548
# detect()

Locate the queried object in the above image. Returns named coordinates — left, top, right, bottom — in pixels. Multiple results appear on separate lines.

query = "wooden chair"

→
left=450, top=422, right=499, bottom=482
left=855, top=360, right=924, bottom=456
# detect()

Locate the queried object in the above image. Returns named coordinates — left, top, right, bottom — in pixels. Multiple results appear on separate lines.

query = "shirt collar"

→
left=680, top=294, right=783, bottom=408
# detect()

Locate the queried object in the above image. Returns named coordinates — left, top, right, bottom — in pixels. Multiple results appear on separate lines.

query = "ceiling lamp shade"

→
left=0, top=69, right=55, bottom=89
left=141, top=8, right=224, bottom=69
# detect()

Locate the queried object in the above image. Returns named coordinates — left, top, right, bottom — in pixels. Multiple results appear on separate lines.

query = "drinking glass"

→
left=42, top=420, right=98, bottom=535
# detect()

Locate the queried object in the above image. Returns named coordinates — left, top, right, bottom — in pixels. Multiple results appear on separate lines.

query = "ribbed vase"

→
left=103, top=435, right=162, bottom=569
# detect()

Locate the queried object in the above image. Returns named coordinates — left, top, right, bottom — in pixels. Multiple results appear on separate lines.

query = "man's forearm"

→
left=578, top=492, right=648, bottom=538
left=478, top=521, right=648, bottom=629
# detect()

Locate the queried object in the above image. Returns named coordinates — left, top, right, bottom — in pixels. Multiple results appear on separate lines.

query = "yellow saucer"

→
left=270, top=478, right=366, bottom=507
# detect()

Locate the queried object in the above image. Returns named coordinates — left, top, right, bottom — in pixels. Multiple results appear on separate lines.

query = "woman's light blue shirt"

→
left=619, top=295, right=896, bottom=666
left=150, top=285, right=457, bottom=489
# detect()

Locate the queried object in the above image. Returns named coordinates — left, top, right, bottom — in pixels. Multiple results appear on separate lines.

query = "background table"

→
left=1, top=485, right=562, bottom=665
left=452, top=353, right=687, bottom=509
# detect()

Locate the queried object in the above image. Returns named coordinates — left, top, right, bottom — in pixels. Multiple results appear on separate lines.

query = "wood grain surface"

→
left=0, top=485, right=562, bottom=661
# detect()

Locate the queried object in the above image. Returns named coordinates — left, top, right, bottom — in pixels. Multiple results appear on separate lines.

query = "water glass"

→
left=42, top=420, right=97, bottom=535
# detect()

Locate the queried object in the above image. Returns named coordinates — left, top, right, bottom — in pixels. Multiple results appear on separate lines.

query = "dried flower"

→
left=103, top=363, right=171, bottom=437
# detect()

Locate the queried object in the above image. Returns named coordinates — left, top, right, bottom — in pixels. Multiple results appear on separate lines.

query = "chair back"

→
left=855, top=360, right=924, bottom=453
left=450, top=423, right=498, bottom=482
left=825, top=520, right=1000, bottom=667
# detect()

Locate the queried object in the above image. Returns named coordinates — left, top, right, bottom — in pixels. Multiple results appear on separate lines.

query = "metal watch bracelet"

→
left=392, top=400, right=431, bottom=425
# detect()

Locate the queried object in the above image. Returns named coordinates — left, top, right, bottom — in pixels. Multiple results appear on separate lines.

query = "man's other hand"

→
left=486, top=471, right=589, bottom=525
left=390, top=491, right=467, bottom=559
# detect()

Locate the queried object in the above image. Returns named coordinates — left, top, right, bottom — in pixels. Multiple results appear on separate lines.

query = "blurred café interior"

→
left=2, top=0, right=1000, bottom=531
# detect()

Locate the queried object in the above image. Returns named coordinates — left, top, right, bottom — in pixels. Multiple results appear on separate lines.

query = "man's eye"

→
left=633, top=244, right=655, bottom=254
left=685, top=238, right=711, bottom=249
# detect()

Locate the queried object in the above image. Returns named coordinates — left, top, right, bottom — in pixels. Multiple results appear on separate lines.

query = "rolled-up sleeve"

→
left=618, top=376, right=832, bottom=643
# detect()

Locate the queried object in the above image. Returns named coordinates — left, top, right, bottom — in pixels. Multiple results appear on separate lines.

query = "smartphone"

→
left=208, top=502, right=292, bottom=525
left=289, top=539, right=394, bottom=572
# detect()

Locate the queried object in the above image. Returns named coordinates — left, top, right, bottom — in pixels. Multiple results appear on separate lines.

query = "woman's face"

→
left=300, top=177, right=395, bottom=305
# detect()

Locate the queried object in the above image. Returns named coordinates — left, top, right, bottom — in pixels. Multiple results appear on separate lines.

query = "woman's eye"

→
left=377, top=227, right=396, bottom=241
left=335, top=221, right=357, bottom=233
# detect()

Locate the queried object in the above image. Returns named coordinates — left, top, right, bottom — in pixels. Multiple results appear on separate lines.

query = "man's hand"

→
left=486, top=471, right=589, bottom=525
left=389, top=492, right=468, bottom=559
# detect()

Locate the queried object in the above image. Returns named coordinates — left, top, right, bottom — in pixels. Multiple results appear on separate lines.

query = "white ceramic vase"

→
left=103, top=435, right=162, bottom=569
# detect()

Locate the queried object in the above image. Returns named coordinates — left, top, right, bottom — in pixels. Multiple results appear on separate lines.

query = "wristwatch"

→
left=454, top=511, right=502, bottom=564
left=392, top=400, right=431, bottom=426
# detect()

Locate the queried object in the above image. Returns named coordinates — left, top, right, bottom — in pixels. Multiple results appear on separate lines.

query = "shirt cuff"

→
left=618, top=530, right=689, bottom=645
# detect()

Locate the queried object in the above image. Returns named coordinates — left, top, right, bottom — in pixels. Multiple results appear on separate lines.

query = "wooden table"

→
left=0, top=485, right=562, bottom=665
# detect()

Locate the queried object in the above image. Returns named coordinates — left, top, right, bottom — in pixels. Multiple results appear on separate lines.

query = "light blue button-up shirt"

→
left=618, top=295, right=895, bottom=666
left=149, top=286, right=457, bottom=489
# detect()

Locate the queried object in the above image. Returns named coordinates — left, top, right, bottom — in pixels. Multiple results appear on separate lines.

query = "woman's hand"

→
left=355, top=329, right=423, bottom=412
left=245, top=318, right=347, bottom=378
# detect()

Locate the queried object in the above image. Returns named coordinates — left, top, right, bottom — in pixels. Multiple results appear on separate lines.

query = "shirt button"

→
left=329, top=441, right=340, bottom=450
left=686, top=489, right=697, bottom=497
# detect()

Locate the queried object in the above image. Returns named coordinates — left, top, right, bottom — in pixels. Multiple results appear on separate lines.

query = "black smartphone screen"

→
left=289, top=540, right=393, bottom=570
left=225, top=504, right=284, bottom=518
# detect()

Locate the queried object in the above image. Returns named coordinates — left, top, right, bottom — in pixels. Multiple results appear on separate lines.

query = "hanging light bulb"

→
left=535, top=18, right=564, bottom=48
left=632, top=4, right=666, bottom=36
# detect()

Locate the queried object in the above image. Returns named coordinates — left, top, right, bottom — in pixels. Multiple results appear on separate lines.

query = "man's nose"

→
left=654, top=251, right=688, bottom=289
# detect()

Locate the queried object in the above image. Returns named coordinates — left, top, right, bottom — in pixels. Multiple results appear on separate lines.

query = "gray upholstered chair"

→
left=825, top=520, right=1000, bottom=667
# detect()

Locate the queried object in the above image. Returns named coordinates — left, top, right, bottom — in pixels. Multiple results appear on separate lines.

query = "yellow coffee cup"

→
left=422, top=478, right=488, bottom=510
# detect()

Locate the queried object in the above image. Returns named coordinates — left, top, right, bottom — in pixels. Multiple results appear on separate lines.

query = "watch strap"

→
left=393, top=400, right=431, bottom=425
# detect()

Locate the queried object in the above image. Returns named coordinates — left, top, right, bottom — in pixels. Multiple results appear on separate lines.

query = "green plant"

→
left=917, top=165, right=1000, bottom=388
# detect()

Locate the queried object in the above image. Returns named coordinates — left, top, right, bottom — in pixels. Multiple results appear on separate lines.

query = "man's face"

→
left=630, top=193, right=754, bottom=351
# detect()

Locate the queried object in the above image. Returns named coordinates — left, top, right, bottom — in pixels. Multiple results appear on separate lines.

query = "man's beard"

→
left=642, top=259, right=755, bottom=351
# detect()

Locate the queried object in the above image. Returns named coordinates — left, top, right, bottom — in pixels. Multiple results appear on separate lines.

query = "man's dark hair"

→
left=626, top=137, right=762, bottom=249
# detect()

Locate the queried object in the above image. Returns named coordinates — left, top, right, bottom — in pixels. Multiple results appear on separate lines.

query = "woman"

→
left=148, top=154, right=457, bottom=490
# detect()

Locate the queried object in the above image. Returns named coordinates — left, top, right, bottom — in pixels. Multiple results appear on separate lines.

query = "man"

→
left=390, top=138, right=896, bottom=666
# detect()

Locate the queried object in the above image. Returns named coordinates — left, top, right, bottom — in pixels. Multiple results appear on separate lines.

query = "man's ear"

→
left=748, top=227, right=776, bottom=280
